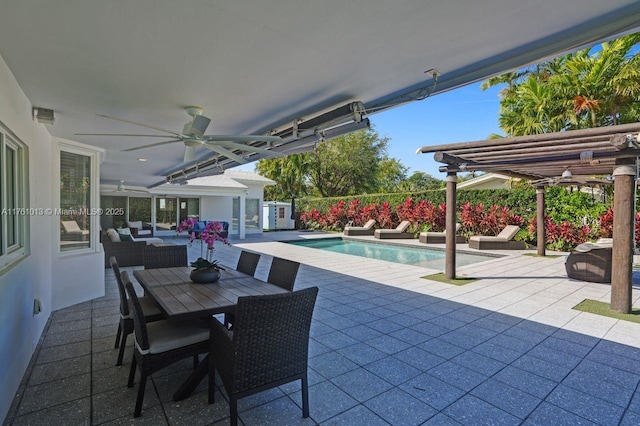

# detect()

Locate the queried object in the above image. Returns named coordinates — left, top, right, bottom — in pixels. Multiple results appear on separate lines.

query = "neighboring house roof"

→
left=222, top=170, right=276, bottom=186
left=456, top=173, right=517, bottom=190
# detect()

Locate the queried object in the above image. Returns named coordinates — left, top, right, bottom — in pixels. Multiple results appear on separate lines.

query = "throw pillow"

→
left=106, top=228, right=121, bottom=242
left=118, top=233, right=134, bottom=242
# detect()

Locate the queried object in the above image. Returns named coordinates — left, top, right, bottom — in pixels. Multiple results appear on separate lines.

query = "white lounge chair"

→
left=374, top=220, right=414, bottom=239
left=61, top=220, right=89, bottom=236
left=419, top=223, right=465, bottom=244
left=468, top=225, right=525, bottom=250
left=343, top=219, right=376, bottom=236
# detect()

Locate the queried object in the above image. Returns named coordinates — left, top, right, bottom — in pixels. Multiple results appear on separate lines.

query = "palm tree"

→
left=483, top=33, right=640, bottom=135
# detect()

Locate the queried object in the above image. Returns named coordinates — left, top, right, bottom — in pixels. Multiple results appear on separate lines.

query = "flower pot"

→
left=190, top=268, right=221, bottom=284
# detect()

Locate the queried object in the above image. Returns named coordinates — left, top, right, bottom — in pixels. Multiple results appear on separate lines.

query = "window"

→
left=278, top=207, right=285, bottom=219
left=0, top=125, right=29, bottom=269
left=100, top=196, right=127, bottom=230
left=60, top=151, right=91, bottom=251
left=245, top=199, right=260, bottom=229
left=129, top=197, right=152, bottom=224
left=155, top=197, right=177, bottom=231
left=178, top=198, right=199, bottom=224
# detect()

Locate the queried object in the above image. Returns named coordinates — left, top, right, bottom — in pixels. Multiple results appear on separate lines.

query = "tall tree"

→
left=376, top=157, right=408, bottom=193
left=483, top=33, right=640, bottom=136
left=255, top=153, right=310, bottom=201
left=308, top=129, right=390, bottom=197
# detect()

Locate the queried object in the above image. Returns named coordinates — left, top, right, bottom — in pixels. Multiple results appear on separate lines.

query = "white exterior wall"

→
left=200, top=195, right=234, bottom=224
left=0, top=54, right=105, bottom=422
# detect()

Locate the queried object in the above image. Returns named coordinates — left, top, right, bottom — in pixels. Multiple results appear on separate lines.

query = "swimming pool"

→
left=287, top=238, right=498, bottom=269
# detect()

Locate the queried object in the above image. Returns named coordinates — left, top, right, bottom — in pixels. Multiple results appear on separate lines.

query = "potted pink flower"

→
left=177, top=218, right=230, bottom=282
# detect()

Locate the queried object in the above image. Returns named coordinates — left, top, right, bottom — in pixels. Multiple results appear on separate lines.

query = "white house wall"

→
left=200, top=196, right=233, bottom=224
left=0, top=53, right=105, bottom=422
left=0, top=53, right=53, bottom=422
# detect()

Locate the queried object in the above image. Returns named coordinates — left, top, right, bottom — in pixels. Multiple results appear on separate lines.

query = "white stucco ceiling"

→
left=1, top=1, right=639, bottom=187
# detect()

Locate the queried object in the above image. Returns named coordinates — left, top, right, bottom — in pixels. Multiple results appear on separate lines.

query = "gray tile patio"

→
left=5, top=231, right=640, bottom=425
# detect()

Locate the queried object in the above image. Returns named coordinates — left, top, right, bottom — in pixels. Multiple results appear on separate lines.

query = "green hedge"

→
left=297, top=187, right=609, bottom=224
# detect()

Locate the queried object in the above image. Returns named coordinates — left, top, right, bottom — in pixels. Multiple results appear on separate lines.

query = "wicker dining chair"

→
left=224, top=251, right=261, bottom=328
left=267, top=257, right=300, bottom=291
left=236, top=250, right=261, bottom=276
left=111, top=256, right=164, bottom=366
left=143, top=244, right=188, bottom=269
left=209, top=286, right=319, bottom=426
left=123, top=272, right=211, bottom=418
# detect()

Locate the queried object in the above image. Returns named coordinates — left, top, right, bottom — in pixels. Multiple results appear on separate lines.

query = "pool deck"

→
left=6, top=231, right=640, bottom=425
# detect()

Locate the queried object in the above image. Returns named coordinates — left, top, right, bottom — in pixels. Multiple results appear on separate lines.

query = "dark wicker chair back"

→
left=210, top=286, right=319, bottom=425
left=266, top=257, right=300, bottom=291
left=143, top=244, right=187, bottom=269
left=236, top=250, right=260, bottom=276
left=122, top=272, right=150, bottom=352
left=110, top=256, right=130, bottom=317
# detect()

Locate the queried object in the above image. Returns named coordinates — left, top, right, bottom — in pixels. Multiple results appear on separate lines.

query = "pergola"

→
left=419, top=122, right=640, bottom=313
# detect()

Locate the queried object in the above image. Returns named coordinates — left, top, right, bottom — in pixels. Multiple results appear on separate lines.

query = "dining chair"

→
left=123, top=272, right=210, bottom=418
left=111, top=256, right=164, bottom=366
left=209, top=286, right=319, bottom=426
left=267, top=257, right=300, bottom=291
left=143, top=244, right=188, bottom=269
left=224, top=250, right=261, bottom=328
left=236, top=250, right=260, bottom=276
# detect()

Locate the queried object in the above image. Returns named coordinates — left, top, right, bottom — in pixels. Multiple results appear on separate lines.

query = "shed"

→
left=263, top=202, right=295, bottom=230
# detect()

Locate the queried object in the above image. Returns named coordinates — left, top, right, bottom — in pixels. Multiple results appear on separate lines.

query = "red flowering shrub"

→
left=527, top=216, right=592, bottom=251
left=460, top=202, right=523, bottom=236
left=598, top=208, right=640, bottom=244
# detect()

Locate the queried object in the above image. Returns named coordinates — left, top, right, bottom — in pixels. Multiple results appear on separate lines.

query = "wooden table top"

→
left=133, top=267, right=288, bottom=321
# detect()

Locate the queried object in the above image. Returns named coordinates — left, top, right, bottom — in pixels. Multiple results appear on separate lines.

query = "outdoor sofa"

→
left=102, top=228, right=164, bottom=267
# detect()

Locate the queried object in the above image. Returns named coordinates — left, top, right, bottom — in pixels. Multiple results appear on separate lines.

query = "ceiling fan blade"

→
left=123, top=139, right=183, bottom=152
left=75, top=133, right=174, bottom=138
left=183, top=146, right=197, bottom=162
left=203, top=135, right=283, bottom=142
left=212, top=140, right=283, bottom=157
left=97, top=113, right=184, bottom=137
left=202, top=144, right=248, bottom=164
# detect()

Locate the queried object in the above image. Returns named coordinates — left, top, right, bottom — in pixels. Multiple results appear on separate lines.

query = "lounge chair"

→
left=419, top=223, right=465, bottom=244
left=374, top=220, right=414, bottom=239
left=468, top=225, right=525, bottom=250
left=565, top=238, right=613, bottom=283
left=61, top=220, right=89, bottom=236
left=344, top=219, right=376, bottom=236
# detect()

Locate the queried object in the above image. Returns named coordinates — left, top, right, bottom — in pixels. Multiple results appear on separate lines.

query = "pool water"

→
left=288, top=238, right=497, bottom=269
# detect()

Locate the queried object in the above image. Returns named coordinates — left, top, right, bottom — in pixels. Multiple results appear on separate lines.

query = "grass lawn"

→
left=573, top=299, right=640, bottom=324
left=421, top=273, right=478, bottom=286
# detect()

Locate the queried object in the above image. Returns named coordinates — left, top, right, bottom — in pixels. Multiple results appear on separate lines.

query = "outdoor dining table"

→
left=133, top=266, right=289, bottom=401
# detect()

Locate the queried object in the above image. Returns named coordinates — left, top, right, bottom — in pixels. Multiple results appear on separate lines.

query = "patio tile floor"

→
left=5, top=231, right=640, bottom=425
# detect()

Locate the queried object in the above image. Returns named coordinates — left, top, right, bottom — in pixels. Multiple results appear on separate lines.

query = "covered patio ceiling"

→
left=418, top=122, right=640, bottom=183
left=1, top=1, right=640, bottom=188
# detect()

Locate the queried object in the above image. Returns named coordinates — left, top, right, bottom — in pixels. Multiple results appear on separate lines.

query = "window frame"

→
left=56, top=141, right=102, bottom=256
left=0, top=122, right=30, bottom=273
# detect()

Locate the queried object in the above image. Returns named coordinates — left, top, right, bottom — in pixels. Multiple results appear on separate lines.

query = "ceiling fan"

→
left=108, top=180, right=149, bottom=194
left=76, top=106, right=284, bottom=163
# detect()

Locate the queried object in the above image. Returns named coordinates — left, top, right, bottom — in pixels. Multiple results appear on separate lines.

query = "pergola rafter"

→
left=419, top=122, right=640, bottom=313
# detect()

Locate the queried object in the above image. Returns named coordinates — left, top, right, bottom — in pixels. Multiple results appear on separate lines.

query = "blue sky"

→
left=372, top=83, right=504, bottom=178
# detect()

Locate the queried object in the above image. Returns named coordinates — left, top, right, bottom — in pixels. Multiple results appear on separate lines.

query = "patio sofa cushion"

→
left=192, top=220, right=229, bottom=238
